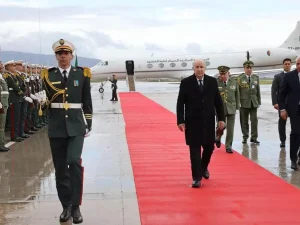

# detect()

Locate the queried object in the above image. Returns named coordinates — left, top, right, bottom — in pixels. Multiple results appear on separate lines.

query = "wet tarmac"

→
left=0, top=80, right=299, bottom=224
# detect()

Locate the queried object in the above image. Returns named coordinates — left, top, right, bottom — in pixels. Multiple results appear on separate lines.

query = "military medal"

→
left=74, top=80, right=79, bottom=86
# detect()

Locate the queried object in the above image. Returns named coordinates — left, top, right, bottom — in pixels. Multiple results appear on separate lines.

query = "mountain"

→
left=0, top=51, right=100, bottom=67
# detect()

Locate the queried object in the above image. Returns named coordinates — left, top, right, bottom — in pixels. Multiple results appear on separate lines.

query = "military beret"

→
left=217, top=65, right=230, bottom=73
left=243, top=60, right=254, bottom=67
left=52, top=38, right=75, bottom=53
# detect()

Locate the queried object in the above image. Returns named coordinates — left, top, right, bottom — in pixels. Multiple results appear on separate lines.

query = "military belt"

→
left=51, top=103, right=82, bottom=110
left=8, top=88, right=13, bottom=91
left=1, top=91, right=9, bottom=95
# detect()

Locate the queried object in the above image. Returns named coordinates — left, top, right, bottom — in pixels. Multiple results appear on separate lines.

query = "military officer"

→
left=237, top=61, right=261, bottom=144
left=3, top=60, right=24, bottom=142
left=0, top=61, right=9, bottom=152
left=216, top=66, right=240, bottom=153
left=41, top=38, right=92, bottom=223
left=15, top=60, right=32, bottom=139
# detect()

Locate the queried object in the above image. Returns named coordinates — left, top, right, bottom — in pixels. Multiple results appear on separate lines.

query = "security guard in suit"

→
left=3, top=60, right=24, bottom=142
left=41, top=38, right=92, bottom=224
left=0, top=61, right=9, bottom=152
left=237, top=61, right=261, bottom=144
left=216, top=66, right=240, bottom=153
left=109, top=74, right=118, bottom=101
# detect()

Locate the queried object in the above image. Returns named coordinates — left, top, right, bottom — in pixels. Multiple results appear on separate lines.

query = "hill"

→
left=0, top=51, right=100, bottom=67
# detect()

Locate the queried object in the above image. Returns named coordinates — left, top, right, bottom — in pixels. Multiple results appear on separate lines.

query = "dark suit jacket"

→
left=279, top=69, right=300, bottom=117
left=110, top=79, right=117, bottom=90
left=271, top=72, right=285, bottom=105
left=176, top=74, right=225, bottom=147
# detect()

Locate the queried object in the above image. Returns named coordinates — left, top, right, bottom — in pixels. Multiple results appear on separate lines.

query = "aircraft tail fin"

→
left=279, top=21, right=300, bottom=53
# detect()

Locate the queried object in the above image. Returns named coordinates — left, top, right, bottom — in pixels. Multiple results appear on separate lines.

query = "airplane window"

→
left=170, top=63, right=176, bottom=67
left=147, top=64, right=153, bottom=68
left=158, top=63, right=164, bottom=68
left=181, top=62, right=187, bottom=67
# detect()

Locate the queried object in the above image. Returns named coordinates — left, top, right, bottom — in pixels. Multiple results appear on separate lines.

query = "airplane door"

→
left=125, top=60, right=134, bottom=75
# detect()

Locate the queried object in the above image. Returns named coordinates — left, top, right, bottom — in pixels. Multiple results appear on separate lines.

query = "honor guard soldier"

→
left=0, top=61, right=9, bottom=151
left=109, top=74, right=118, bottom=101
left=41, top=38, right=92, bottom=223
left=216, top=66, right=240, bottom=153
left=237, top=61, right=261, bottom=144
left=3, top=60, right=25, bottom=142
left=15, top=60, right=33, bottom=139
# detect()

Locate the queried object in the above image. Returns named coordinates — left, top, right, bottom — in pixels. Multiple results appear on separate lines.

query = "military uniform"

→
left=3, top=61, right=24, bottom=142
left=41, top=38, right=92, bottom=223
left=216, top=66, right=240, bottom=152
left=0, top=71, right=9, bottom=151
left=237, top=61, right=261, bottom=143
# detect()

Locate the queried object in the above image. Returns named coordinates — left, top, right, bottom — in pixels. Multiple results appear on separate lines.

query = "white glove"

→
left=0, top=102, right=2, bottom=109
left=0, top=74, right=3, bottom=80
left=30, top=93, right=38, bottom=100
left=26, top=78, right=30, bottom=82
left=84, top=129, right=91, bottom=137
left=30, top=76, right=35, bottom=80
left=24, top=96, right=33, bottom=103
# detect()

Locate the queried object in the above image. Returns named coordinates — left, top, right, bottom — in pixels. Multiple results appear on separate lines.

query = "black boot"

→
left=59, top=205, right=72, bottom=223
left=72, top=205, right=83, bottom=224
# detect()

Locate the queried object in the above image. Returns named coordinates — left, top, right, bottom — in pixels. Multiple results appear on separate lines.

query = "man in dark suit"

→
left=109, top=74, right=118, bottom=101
left=271, top=58, right=292, bottom=148
left=279, top=56, right=300, bottom=170
left=176, top=59, right=225, bottom=188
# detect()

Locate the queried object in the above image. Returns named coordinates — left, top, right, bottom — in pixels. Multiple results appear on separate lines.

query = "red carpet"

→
left=120, top=92, right=300, bottom=225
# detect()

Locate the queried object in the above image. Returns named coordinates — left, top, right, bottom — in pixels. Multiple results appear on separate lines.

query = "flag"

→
left=74, top=53, right=78, bottom=67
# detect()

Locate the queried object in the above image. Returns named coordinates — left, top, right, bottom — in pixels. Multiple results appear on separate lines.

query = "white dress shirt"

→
left=58, top=66, right=71, bottom=78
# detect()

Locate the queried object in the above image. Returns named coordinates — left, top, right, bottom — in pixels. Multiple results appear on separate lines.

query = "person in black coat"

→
left=279, top=56, right=300, bottom=171
left=176, top=59, right=225, bottom=188
left=271, top=58, right=292, bottom=147
left=109, top=74, right=118, bottom=101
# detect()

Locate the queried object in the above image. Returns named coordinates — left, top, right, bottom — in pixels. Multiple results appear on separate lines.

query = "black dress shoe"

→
left=226, top=148, right=233, bottom=153
left=291, top=161, right=298, bottom=170
left=11, top=137, right=23, bottom=142
left=215, top=139, right=221, bottom=148
left=250, top=139, right=260, bottom=144
left=203, top=170, right=210, bottom=179
left=191, top=180, right=201, bottom=188
left=72, top=206, right=83, bottom=224
left=0, top=146, right=9, bottom=152
left=25, top=131, right=35, bottom=134
left=280, top=142, right=285, bottom=148
left=60, top=205, right=72, bottom=222
left=242, top=139, right=247, bottom=144
left=21, top=134, right=30, bottom=138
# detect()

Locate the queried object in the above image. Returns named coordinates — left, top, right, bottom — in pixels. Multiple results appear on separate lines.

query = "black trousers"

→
left=111, top=89, right=118, bottom=100
left=19, top=101, right=28, bottom=137
left=49, top=136, right=84, bottom=207
left=189, top=145, right=214, bottom=181
left=9, top=102, right=20, bottom=140
left=289, top=108, right=300, bottom=162
left=278, top=110, right=287, bottom=143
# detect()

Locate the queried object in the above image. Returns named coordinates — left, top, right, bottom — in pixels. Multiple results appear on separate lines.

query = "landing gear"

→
left=98, top=81, right=107, bottom=93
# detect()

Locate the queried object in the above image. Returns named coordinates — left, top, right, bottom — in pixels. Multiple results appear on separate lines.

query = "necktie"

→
left=248, top=76, right=251, bottom=83
left=199, top=80, right=203, bottom=92
left=63, top=70, right=67, bottom=83
left=224, top=81, right=226, bottom=87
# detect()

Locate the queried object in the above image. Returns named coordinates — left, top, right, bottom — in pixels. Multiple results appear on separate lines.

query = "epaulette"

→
left=3, top=72, right=9, bottom=79
left=48, top=67, right=56, bottom=71
left=40, top=68, right=48, bottom=79
left=81, top=67, right=92, bottom=79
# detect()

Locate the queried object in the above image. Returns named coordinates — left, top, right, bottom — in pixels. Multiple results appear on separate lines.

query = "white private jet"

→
left=91, top=21, right=300, bottom=80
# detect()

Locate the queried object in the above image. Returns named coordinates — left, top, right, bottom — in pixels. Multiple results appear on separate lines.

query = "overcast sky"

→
left=0, top=0, right=299, bottom=60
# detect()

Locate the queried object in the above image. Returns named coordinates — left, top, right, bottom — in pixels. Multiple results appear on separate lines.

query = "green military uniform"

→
left=237, top=61, right=261, bottom=143
left=41, top=38, right=92, bottom=224
left=216, top=66, right=240, bottom=152
left=3, top=65, right=24, bottom=142
left=0, top=73, right=9, bottom=151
